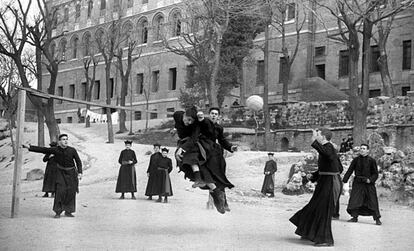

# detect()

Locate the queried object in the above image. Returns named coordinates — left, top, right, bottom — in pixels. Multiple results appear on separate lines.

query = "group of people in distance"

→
left=114, top=140, right=173, bottom=203
left=21, top=111, right=383, bottom=248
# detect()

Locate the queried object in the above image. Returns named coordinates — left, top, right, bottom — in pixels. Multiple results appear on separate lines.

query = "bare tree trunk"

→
left=118, top=74, right=128, bottom=133
left=263, top=24, right=271, bottom=150
left=210, top=41, right=221, bottom=107
left=44, top=102, right=60, bottom=141
left=105, top=64, right=114, bottom=143
left=238, top=65, right=245, bottom=106
left=35, top=46, right=44, bottom=146
left=378, top=53, right=394, bottom=97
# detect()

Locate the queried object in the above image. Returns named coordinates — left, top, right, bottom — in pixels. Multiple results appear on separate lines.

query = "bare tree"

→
left=26, top=0, right=68, bottom=142
left=0, top=54, right=19, bottom=154
left=95, top=21, right=122, bottom=143
left=164, top=0, right=252, bottom=107
left=317, top=0, right=413, bottom=144
left=82, top=53, right=99, bottom=128
left=114, top=22, right=141, bottom=133
left=140, top=56, right=160, bottom=132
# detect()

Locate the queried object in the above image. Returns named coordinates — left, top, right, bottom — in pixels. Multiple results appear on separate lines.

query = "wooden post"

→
left=11, top=89, right=26, bottom=218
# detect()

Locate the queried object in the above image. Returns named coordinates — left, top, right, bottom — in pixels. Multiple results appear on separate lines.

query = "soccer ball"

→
left=246, top=95, right=263, bottom=111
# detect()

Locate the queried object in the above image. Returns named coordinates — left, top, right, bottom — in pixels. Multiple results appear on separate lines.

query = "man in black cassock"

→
left=157, top=148, right=173, bottom=203
left=145, top=143, right=163, bottom=200
left=199, top=107, right=237, bottom=212
left=343, top=143, right=382, bottom=225
left=289, top=128, right=342, bottom=247
left=116, top=140, right=138, bottom=199
left=173, top=107, right=227, bottom=214
left=261, top=152, right=277, bottom=198
left=23, top=134, right=82, bottom=218
left=41, top=142, right=58, bottom=198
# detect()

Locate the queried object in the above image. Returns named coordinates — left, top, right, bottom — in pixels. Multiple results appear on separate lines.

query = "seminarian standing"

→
left=289, top=128, right=342, bottom=247
left=343, top=144, right=382, bottom=225
left=145, top=143, right=163, bottom=200
left=23, top=134, right=82, bottom=218
left=116, top=140, right=138, bottom=199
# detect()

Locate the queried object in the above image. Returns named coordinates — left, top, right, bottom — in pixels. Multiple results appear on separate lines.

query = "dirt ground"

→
left=0, top=122, right=413, bottom=251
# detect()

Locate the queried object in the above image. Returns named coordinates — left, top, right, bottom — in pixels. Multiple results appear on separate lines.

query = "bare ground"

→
left=0, top=122, right=413, bottom=251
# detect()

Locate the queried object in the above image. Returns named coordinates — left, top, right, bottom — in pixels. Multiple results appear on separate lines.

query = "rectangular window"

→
left=256, top=60, right=264, bottom=86
left=315, top=46, right=326, bottom=57
left=94, top=80, right=100, bottom=100
left=286, top=3, right=296, bottom=21
left=369, top=89, right=381, bottom=98
left=64, top=8, right=69, bottom=22
left=127, top=0, right=133, bottom=8
left=167, top=107, right=175, bottom=118
left=114, top=0, right=120, bottom=10
left=69, top=84, right=75, bottom=99
left=403, top=40, right=412, bottom=70
left=100, top=0, right=106, bottom=10
left=150, top=113, right=158, bottom=119
left=110, top=78, right=115, bottom=98
left=370, top=45, right=380, bottom=73
left=137, top=73, right=144, bottom=94
left=152, top=70, right=160, bottom=92
left=67, top=117, right=73, bottom=123
left=57, top=86, right=63, bottom=104
left=169, top=68, right=177, bottom=90
left=56, top=118, right=61, bottom=124
left=81, top=82, right=87, bottom=100
left=338, top=50, right=349, bottom=77
left=402, top=86, right=410, bottom=96
left=279, top=57, right=289, bottom=84
left=134, top=111, right=142, bottom=120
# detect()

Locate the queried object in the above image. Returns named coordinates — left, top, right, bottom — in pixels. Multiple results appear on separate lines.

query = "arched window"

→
left=59, top=39, right=67, bottom=60
left=154, top=15, right=164, bottom=41
left=50, top=42, right=56, bottom=57
left=95, top=29, right=105, bottom=50
left=71, top=36, right=79, bottom=59
left=139, top=19, right=148, bottom=44
left=82, top=32, right=92, bottom=56
left=87, top=0, right=93, bottom=18
left=171, top=12, right=181, bottom=37
left=122, top=22, right=133, bottom=47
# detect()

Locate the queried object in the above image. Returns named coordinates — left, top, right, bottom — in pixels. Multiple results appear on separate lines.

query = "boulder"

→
left=26, top=168, right=44, bottom=181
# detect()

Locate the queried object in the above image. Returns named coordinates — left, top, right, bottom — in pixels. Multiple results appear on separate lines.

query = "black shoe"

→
left=163, top=198, right=168, bottom=203
left=147, top=196, right=152, bottom=200
left=119, top=195, right=125, bottom=199
left=131, top=196, right=136, bottom=200
left=192, top=180, right=207, bottom=188
left=210, top=189, right=225, bottom=214
left=156, top=198, right=162, bottom=202
left=54, top=214, right=60, bottom=218
left=314, top=242, right=333, bottom=247
left=347, top=217, right=358, bottom=222
left=42, top=193, right=49, bottom=198
left=375, top=219, right=382, bottom=225
left=64, top=212, right=74, bottom=217
left=268, top=194, right=275, bottom=198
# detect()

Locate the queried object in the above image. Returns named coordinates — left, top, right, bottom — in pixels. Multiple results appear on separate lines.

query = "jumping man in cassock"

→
left=343, top=144, right=382, bottom=225
left=116, top=140, right=138, bottom=199
left=199, top=107, right=237, bottom=212
left=23, top=134, right=82, bottom=218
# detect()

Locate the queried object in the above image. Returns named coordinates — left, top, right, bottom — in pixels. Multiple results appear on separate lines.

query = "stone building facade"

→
left=43, top=0, right=414, bottom=123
